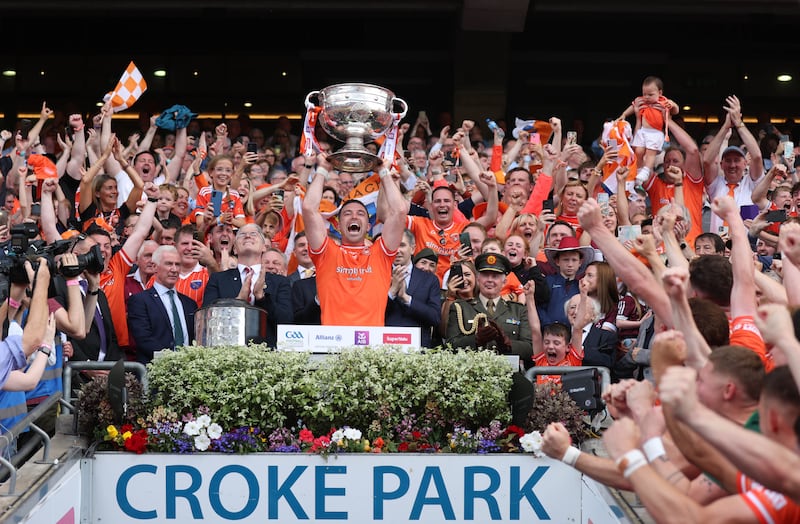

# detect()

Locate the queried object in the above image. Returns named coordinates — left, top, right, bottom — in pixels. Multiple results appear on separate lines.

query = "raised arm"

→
left=65, top=114, right=87, bottom=180
left=137, top=115, right=159, bottom=153
left=751, top=165, right=785, bottom=210
left=22, top=260, right=51, bottom=356
left=78, top=139, right=113, bottom=214
left=661, top=363, right=800, bottom=502
left=701, top=112, right=731, bottom=187
left=660, top=267, right=711, bottom=370
left=300, top=164, right=329, bottom=251
left=26, top=102, right=53, bottom=148
left=165, top=127, right=188, bottom=183
left=99, top=102, right=124, bottom=176
left=39, top=179, right=63, bottom=243
left=376, top=163, right=408, bottom=252
left=713, top=195, right=757, bottom=319
left=666, top=119, right=702, bottom=179
left=579, top=199, right=672, bottom=325
left=525, top=280, right=543, bottom=357
left=725, top=96, right=763, bottom=182
left=120, top=182, right=158, bottom=262
left=112, top=136, right=145, bottom=213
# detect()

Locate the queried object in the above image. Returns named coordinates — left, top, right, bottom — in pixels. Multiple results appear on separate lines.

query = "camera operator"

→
left=0, top=259, right=52, bottom=389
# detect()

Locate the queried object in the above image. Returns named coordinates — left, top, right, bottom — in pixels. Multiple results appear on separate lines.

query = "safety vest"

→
left=0, top=391, right=28, bottom=435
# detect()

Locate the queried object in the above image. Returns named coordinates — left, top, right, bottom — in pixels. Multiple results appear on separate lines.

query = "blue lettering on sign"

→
left=464, top=466, right=501, bottom=520
left=117, top=464, right=158, bottom=520
left=166, top=465, right=203, bottom=519
left=410, top=467, right=455, bottom=520
left=268, top=465, right=308, bottom=519
left=373, top=466, right=410, bottom=519
left=510, top=466, right=550, bottom=519
left=315, top=466, right=347, bottom=519
left=285, top=331, right=304, bottom=339
left=209, top=465, right=259, bottom=520
left=115, top=462, right=554, bottom=521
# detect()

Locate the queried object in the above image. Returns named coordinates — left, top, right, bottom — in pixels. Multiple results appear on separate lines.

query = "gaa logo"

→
left=284, top=331, right=304, bottom=339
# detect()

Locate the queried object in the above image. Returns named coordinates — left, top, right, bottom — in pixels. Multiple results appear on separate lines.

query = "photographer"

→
left=0, top=258, right=52, bottom=389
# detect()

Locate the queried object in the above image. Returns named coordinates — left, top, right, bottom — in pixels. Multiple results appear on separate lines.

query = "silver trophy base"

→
left=328, top=149, right=382, bottom=173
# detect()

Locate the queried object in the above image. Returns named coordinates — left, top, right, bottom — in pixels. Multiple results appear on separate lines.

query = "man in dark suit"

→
left=127, top=245, right=197, bottom=364
left=287, top=232, right=315, bottom=287
left=385, top=230, right=441, bottom=347
left=203, top=223, right=293, bottom=346
left=292, top=276, right=321, bottom=324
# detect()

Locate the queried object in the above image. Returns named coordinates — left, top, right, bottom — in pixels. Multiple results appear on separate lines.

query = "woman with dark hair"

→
left=78, top=137, right=144, bottom=233
left=439, top=260, right=477, bottom=338
left=580, top=261, right=619, bottom=331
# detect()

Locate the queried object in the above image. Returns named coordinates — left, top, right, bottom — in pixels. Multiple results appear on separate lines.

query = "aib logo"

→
left=354, top=331, right=369, bottom=345
left=285, top=331, right=304, bottom=339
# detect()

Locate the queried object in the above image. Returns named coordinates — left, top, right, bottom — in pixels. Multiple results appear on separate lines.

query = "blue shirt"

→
left=0, top=335, right=28, bottom=389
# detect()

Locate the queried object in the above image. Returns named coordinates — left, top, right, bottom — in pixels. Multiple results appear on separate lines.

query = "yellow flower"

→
left=363, top=440, right=371, bottom=452
left=122, top=431, right=132, bottom=440
left=107, top=425, right=119, bottom=439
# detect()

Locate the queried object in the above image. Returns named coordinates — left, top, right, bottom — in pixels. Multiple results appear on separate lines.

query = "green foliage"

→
left=146, top=345, right=317, bottom=430
left=143, top=345, right=513, bottom=436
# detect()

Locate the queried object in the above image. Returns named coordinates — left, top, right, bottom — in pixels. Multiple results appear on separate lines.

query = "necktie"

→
left=80, top=280, right=107, bottom=360
left=723, top=183, right=738, bottom=227
left=487, top=299, right=495, bottom=317
left=302, top=268, right=315, bottom=279
left=243, top=267, right=255, bottom=304
left=168, top=290, right=184, bottom=347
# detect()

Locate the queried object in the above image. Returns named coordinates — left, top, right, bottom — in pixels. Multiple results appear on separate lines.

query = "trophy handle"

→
left=304, top=91, right=320, bottom=109
left=392, top=97, right=408, bottom=120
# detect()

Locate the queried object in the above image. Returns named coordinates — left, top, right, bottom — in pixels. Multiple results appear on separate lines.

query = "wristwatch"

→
left=37, top=345, right=51, bottom=357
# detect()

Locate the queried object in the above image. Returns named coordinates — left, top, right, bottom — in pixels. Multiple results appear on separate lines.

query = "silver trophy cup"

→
left=305, top=83, right=407, bottom=173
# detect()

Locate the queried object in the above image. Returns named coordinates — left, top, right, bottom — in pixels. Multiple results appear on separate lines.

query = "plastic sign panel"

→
left=277, top=325, right=421, bottom=352
left=89, top=453, right=624, bottom=523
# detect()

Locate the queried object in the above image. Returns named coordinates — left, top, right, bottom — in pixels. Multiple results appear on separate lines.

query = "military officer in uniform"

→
left=446, top=253, right=533, bottom=365
left=445, top=252, right=534, bottom=425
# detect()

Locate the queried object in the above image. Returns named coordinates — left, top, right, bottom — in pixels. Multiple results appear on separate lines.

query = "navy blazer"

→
left=582, top=325, right=618, bottom=370
left=384, top=267, right=442, bottom=348
left=202, top=269, right=293, bottom=347
left=292, top=276, right=321, bottom=325
left=126, top=287, right=197, bottom=364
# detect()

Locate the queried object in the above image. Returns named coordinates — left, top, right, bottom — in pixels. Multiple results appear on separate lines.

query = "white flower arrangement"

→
left=183, top=414, right=223, bottom=451
left=519, top=431, right=544, bottom=457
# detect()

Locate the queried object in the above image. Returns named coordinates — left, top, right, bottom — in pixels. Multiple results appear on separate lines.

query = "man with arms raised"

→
left=302, top=156, right=407, bottom=326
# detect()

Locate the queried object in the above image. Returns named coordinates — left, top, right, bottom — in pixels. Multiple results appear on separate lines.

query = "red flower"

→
left=398, top=442, right=409, bottom=452
left=124, top=430, right=148, bottom=454
left=299, top=429, right=314, bottom=443
left=372, top=437, right=384, bottom=448
left=121, top=424, right=134, bottom=433
left=505, top=425, right=525, bottom=438
left=412, top=431, right=422, bottom=440
left=310, top=435, right=331, bottom=453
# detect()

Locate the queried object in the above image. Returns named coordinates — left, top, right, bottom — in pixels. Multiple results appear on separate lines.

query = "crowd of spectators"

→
left=1, top=79, right=800, bottom=522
